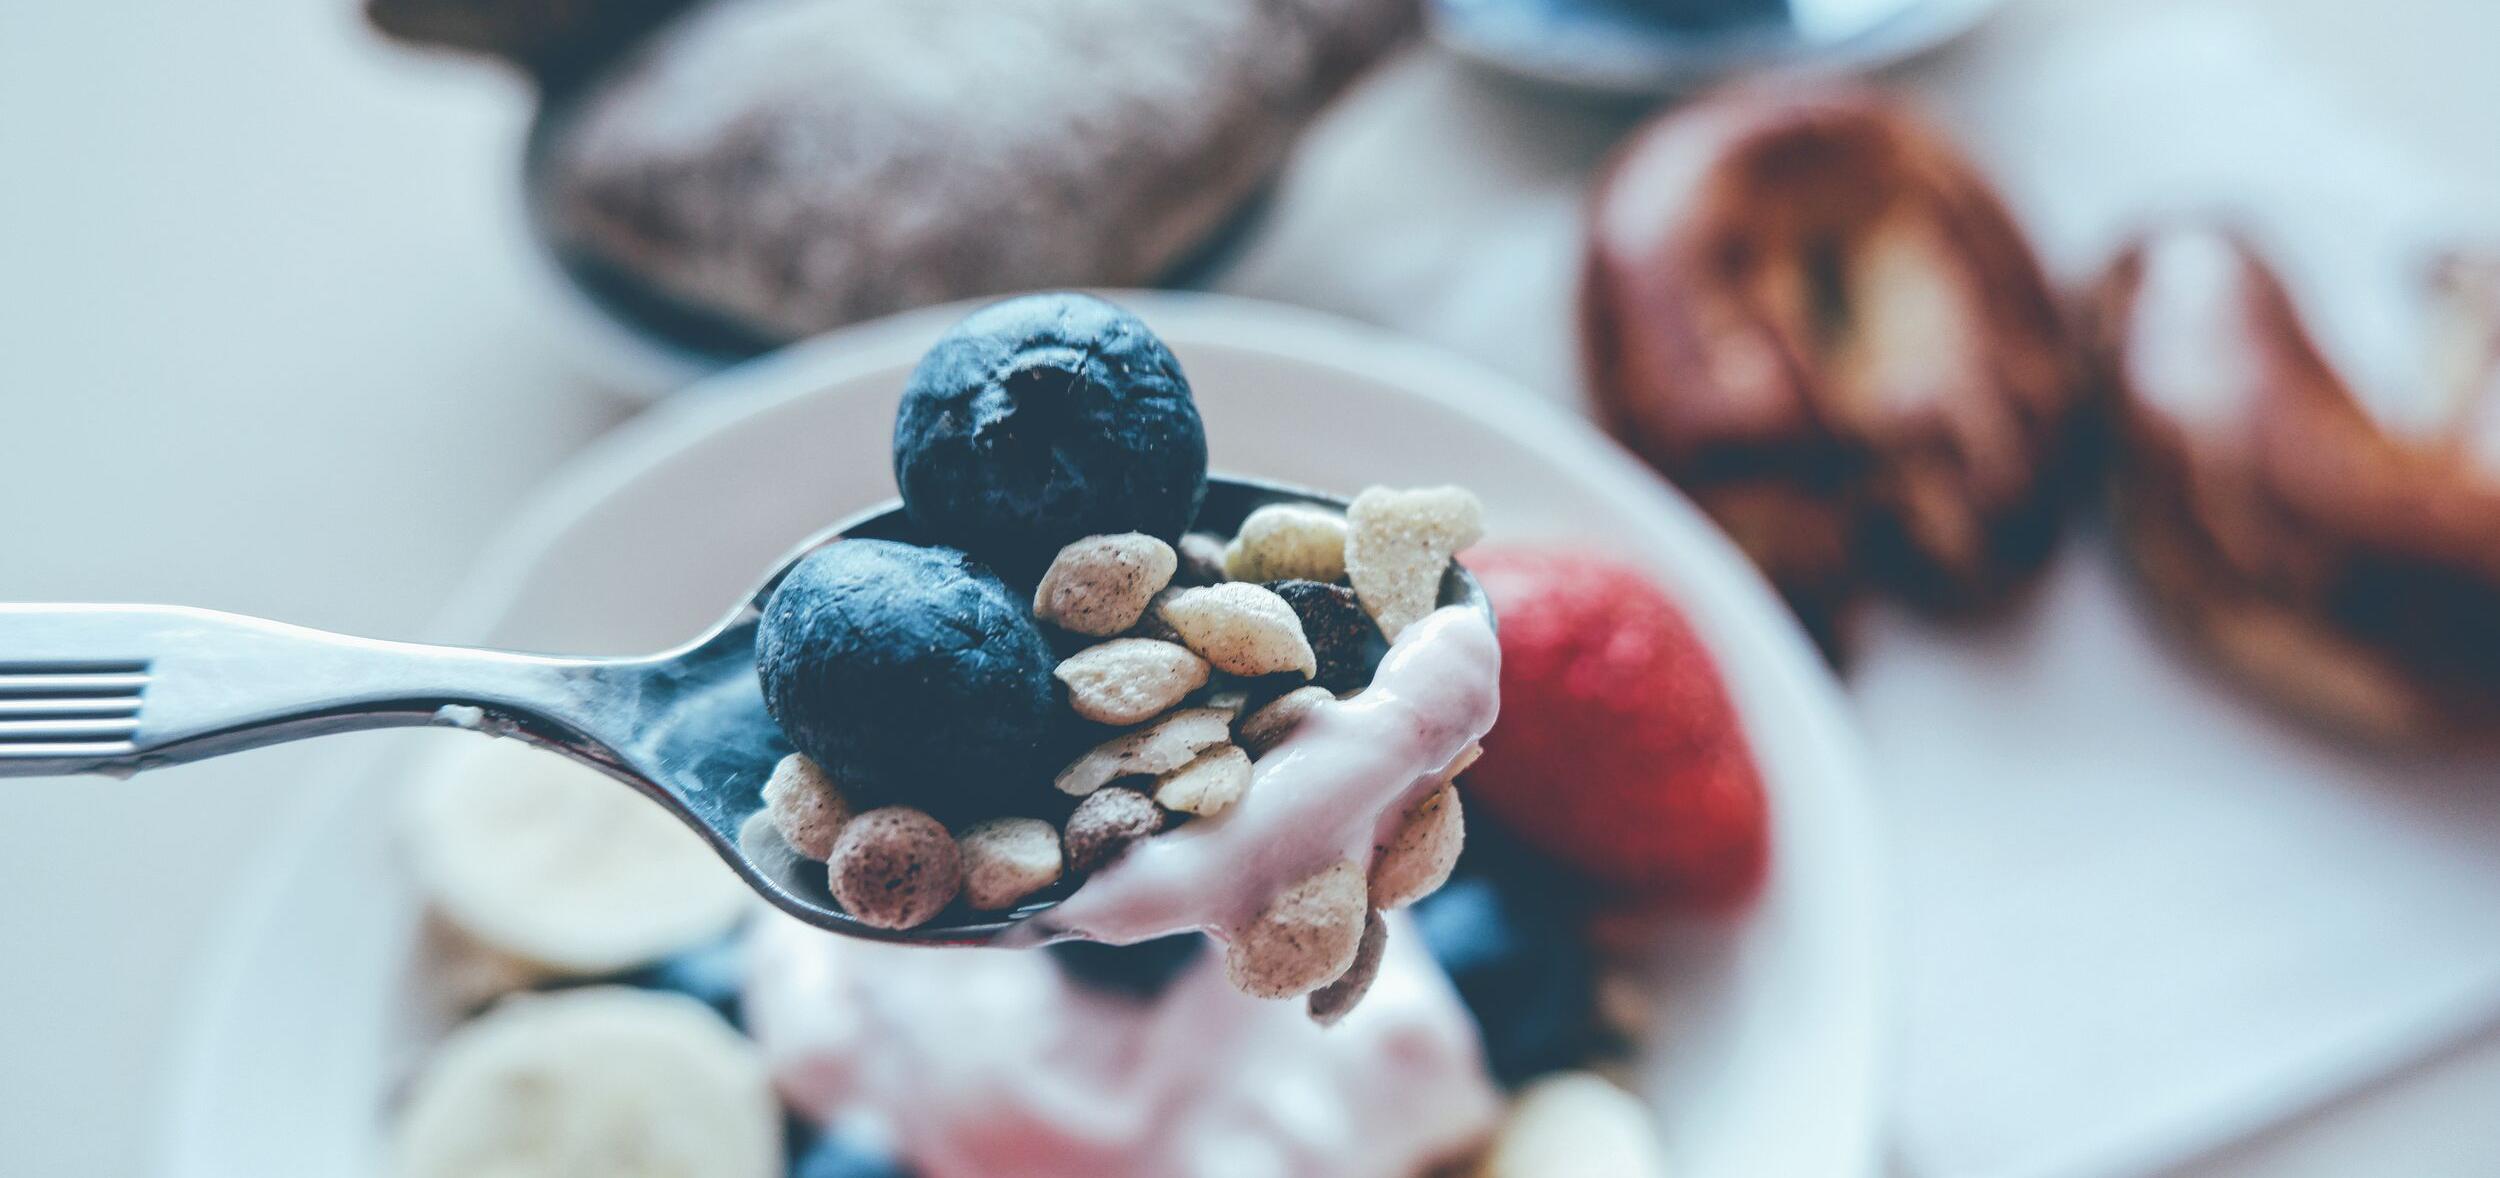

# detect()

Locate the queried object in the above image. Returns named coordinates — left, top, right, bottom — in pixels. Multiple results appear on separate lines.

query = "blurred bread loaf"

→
left=528, top=0, right=1418, bottom=343
left=2092, top=227, right=2500, bottom=744
left=1582, top=89, right=2084, bottom=653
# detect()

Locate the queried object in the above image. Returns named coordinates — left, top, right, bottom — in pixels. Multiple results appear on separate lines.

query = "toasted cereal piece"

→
left=736, top=811, right=808, bottom=887
left=1065, top=787, right=1167, bottom=874
left=1176, top=532, right=1232, bottom=586
left=1223, top=504, right=1349, bottom=584
left=1129, top=586, right=1187, bottom=643
left=1369, top=783, right=1464, bottom=909
left=1034, top=533, right=1178, bottom=637
left=1238, top=686, right=1334, bottom=757
left=1306, top=908, right=1389, bottom=1026
left=1055, top=707, right=1235, bottom=796
left=1224, top=858, right=1368, bottom=999
left=955, top=817, right=1063, bottom=911
left=1477, top=1073, right=1671, bottom=1178
left=1152, top=744, right=1252, bottom=817
left=1267, top=579, right=1382, bottom=693
left=1160, top=583, right=1317, bottom=678
left=828, top=807, right=961, bottom=930
left=760, top=753, right=853, bottom=861
left=1345, top=486, right=1484, bottom=640
left=1198, top=684, right=1254, bottom=719
left=1055, top=639, right=1211, bottom=726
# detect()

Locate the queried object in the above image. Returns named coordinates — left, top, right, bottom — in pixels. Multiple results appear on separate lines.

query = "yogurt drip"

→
left=1037, top=605, right=1502, bottom=945
left=742, top=606, right=1507, bottom=1177
left=746, top=909, right=1499, bottom=1178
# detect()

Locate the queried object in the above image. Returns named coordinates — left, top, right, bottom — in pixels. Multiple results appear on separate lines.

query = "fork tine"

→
left=0, top=665, right=149, bottom=748
left=0, top=696, right=143, bottom=717
left=0, top=660, right=149, bottom=671
left=0, top=716, right=143, bottom=741
left=0, top=672, right=151, bottom=696
left=0, top=740, right=140, bottom=760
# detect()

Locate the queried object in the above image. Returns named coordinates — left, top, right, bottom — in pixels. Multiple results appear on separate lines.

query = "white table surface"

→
left=3, top=2, right=2496, bottom=1176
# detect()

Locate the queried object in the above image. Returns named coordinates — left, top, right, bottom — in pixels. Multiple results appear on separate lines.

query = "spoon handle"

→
left=0, top=603, right=608, bottom=778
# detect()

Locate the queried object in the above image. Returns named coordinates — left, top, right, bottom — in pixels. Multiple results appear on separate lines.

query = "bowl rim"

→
left=1429, top=0, right=2009, bottom=97
left=159, top=290, right=1886, bottom=1178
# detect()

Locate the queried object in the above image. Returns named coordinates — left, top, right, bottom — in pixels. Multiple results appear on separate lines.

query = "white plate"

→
left=159, top=293, right=1884, bottom=1178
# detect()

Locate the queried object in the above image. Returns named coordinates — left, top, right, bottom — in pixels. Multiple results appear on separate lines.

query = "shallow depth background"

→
left=5, top=2, right=2500, bottom=1176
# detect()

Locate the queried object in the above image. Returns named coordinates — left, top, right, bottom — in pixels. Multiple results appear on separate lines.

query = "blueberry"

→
left=790, top=1131, right=913, bottom=1178
left=1412, top=871, right=1604, bottom=1087
left=893, top=292, right=1208, bottom=575
left=1045, top=934, right=1209, bottom=1000
left=758, top=539, right=1059, bottom=822
left=620, top=936, right=747, bottom=1027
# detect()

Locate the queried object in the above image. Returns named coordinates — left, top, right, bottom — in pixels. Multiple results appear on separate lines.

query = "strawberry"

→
left=1462, top=545, right=1770, bottom=914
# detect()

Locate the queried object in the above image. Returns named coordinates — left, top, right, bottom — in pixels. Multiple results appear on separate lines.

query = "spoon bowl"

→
left=613, top=475, right=1496, bottom=944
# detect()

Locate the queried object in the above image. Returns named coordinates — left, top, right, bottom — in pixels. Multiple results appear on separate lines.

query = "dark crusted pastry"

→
left=2092, top=226, right=2500, bottom=744
left=1582, top=88, right=2084, bottom=655
left=534, top=0, right=1418, bottom=344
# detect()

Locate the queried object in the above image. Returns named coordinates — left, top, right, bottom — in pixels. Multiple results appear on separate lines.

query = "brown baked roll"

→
left=1582, top=88, right=2084, bottom=654
left=531, top=0, right=1417, bottom=346
left=2092, top=226, right=2500, bottom=744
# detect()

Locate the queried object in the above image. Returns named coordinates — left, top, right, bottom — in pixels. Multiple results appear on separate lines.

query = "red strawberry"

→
left=1463, top=545, right=1770, bottom=913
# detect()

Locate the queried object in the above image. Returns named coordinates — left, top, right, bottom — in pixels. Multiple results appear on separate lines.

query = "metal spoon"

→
left=0, top=476, right=1494, bottom=946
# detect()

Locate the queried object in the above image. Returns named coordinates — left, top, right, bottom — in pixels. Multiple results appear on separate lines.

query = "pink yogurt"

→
left=745, top=913, right=1497, bottom=1178
left=1036, top=606, right=1501, bottom=945
left=742, top=605, right=1507, bottom=1177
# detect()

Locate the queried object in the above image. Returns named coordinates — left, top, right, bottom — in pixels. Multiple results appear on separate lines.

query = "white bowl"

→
left=1430, top=0, right=2007, bottom=98
left=161, top=294, right=1884, bottom=1178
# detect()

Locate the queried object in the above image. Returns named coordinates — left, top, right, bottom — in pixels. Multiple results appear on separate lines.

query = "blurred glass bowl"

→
left=1430, top=0, right=2007, bottom=95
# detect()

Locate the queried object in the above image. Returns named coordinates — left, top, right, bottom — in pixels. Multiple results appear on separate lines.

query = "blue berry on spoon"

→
left=893, top=292, right=1208, bottom=575
left=757, top=539, right=1058, bottom=822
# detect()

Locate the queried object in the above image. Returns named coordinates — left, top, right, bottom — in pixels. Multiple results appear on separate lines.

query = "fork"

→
left=0, top=477, right=1495, bottom=946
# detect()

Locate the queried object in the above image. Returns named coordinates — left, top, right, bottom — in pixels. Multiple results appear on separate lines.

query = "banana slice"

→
left=405, top=739, right=752, bottom=977
left=1477, top=1072, right=1671, bottom=1178
left=391, top=987, right=781, bottom=1178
